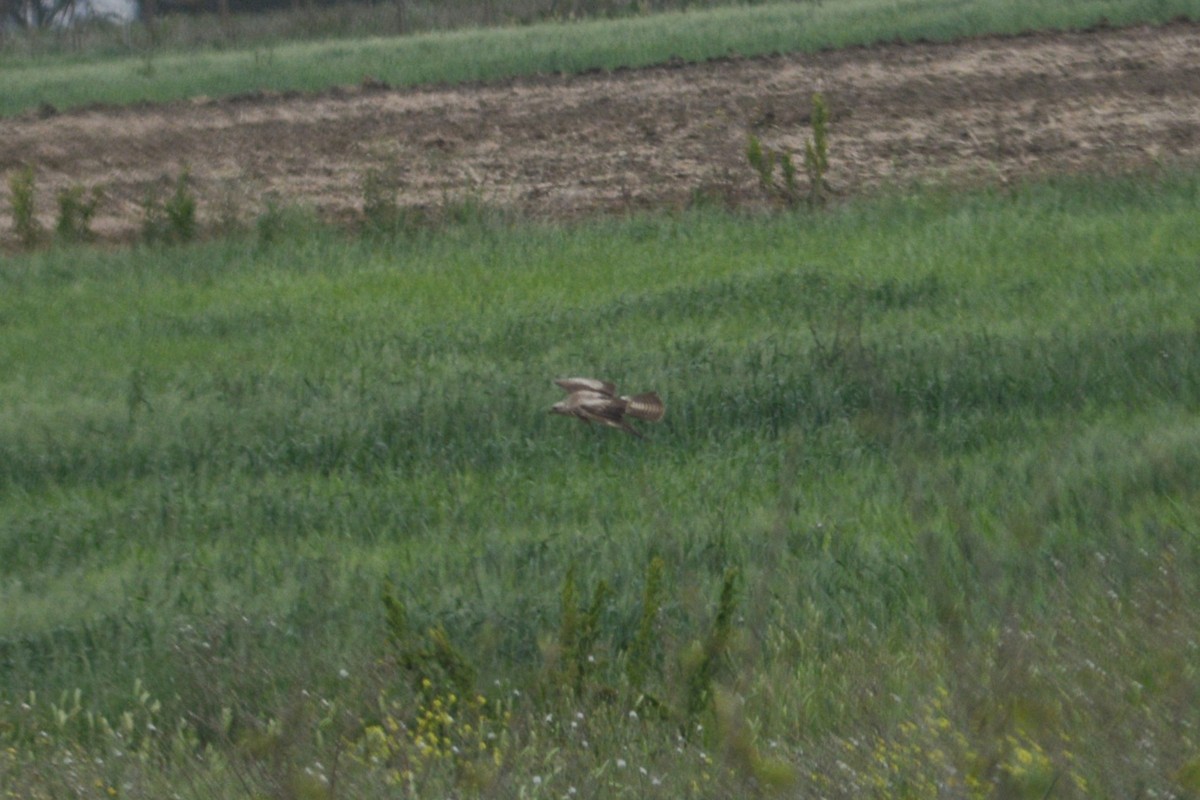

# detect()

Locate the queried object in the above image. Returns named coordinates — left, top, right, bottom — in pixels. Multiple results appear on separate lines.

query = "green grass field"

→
left=3, top=0, right=1198, bottom=116
left=5, top=0, right=1200, bottom=794
left=3, top=168, right=1199, bottom=797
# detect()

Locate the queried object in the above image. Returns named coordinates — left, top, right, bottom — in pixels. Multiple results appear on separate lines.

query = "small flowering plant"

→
left=355, top=679, right=510, bottom=790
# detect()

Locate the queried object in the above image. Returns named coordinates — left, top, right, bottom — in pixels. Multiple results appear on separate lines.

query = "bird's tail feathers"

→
left=623, top=392, right=665, bottom=422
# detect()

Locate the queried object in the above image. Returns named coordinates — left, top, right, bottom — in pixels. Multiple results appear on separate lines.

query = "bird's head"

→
left=549, top=400, right=571, bottom=416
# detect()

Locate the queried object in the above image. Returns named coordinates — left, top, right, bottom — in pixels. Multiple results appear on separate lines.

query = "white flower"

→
left=616, top=758, right=627, bottom=769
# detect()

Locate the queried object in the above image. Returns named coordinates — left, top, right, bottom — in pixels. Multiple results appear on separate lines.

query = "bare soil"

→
left=2, top=20, right=1199, bottom=243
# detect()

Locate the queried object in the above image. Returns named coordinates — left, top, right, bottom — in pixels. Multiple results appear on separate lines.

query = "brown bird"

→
left=550, top=378, right=665, bottom=438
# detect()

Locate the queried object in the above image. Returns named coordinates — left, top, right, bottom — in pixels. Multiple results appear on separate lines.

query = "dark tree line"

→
left=2, top=0, right=86, bottom=28
left=1, top=0, right=365, bottom=30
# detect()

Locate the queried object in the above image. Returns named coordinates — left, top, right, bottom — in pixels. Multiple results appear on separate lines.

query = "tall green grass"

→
left=3, top=0, right=1197, bottom=116
left=2, top=170, right=1199, bottom=797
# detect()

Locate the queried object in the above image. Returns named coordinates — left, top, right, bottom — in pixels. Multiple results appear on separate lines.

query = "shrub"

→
left=8, top=165, right=43, bottom=247
left=55, top=184, right=103, bottom=243
left=165, top=169, right=198, bottom=241
left=746, top=91, right=830, bottom=208
left=142, top=169, right=198, bottom=243
left=803, top=91, right=831, bottom=208
left=362, top=164, right=403, bottom=235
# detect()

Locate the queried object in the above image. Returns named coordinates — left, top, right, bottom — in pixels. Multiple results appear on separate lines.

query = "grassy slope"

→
left=2, top=171, right=1199, bottom=796
left=2, top=0, right=1198, bottom=116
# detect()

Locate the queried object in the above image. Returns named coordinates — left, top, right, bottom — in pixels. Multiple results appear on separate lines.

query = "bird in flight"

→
left=550, top=378, right=665, bottom=438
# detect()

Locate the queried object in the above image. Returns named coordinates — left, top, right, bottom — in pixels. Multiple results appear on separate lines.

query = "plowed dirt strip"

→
left=2, top=20, right=1198, bottom=243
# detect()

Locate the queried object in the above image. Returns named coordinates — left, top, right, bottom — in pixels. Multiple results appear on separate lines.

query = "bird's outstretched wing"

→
left=572, top=391, right=626, bottom=422
left=555, top=377, right=617, bottom=397
left=576, top=394, right=646, bottom=437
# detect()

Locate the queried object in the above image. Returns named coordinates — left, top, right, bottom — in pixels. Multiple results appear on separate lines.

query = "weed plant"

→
left=747, top=92, right=830, bottom=208
left=7, top=165, right=42, bottom=247
left=140, top=169, right=198, bottom=243
left=55, top=184, right=103, bottom=243
left=1, top=169, right=1199, bottom=797
left=803, top=91, right=830, bottom=208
